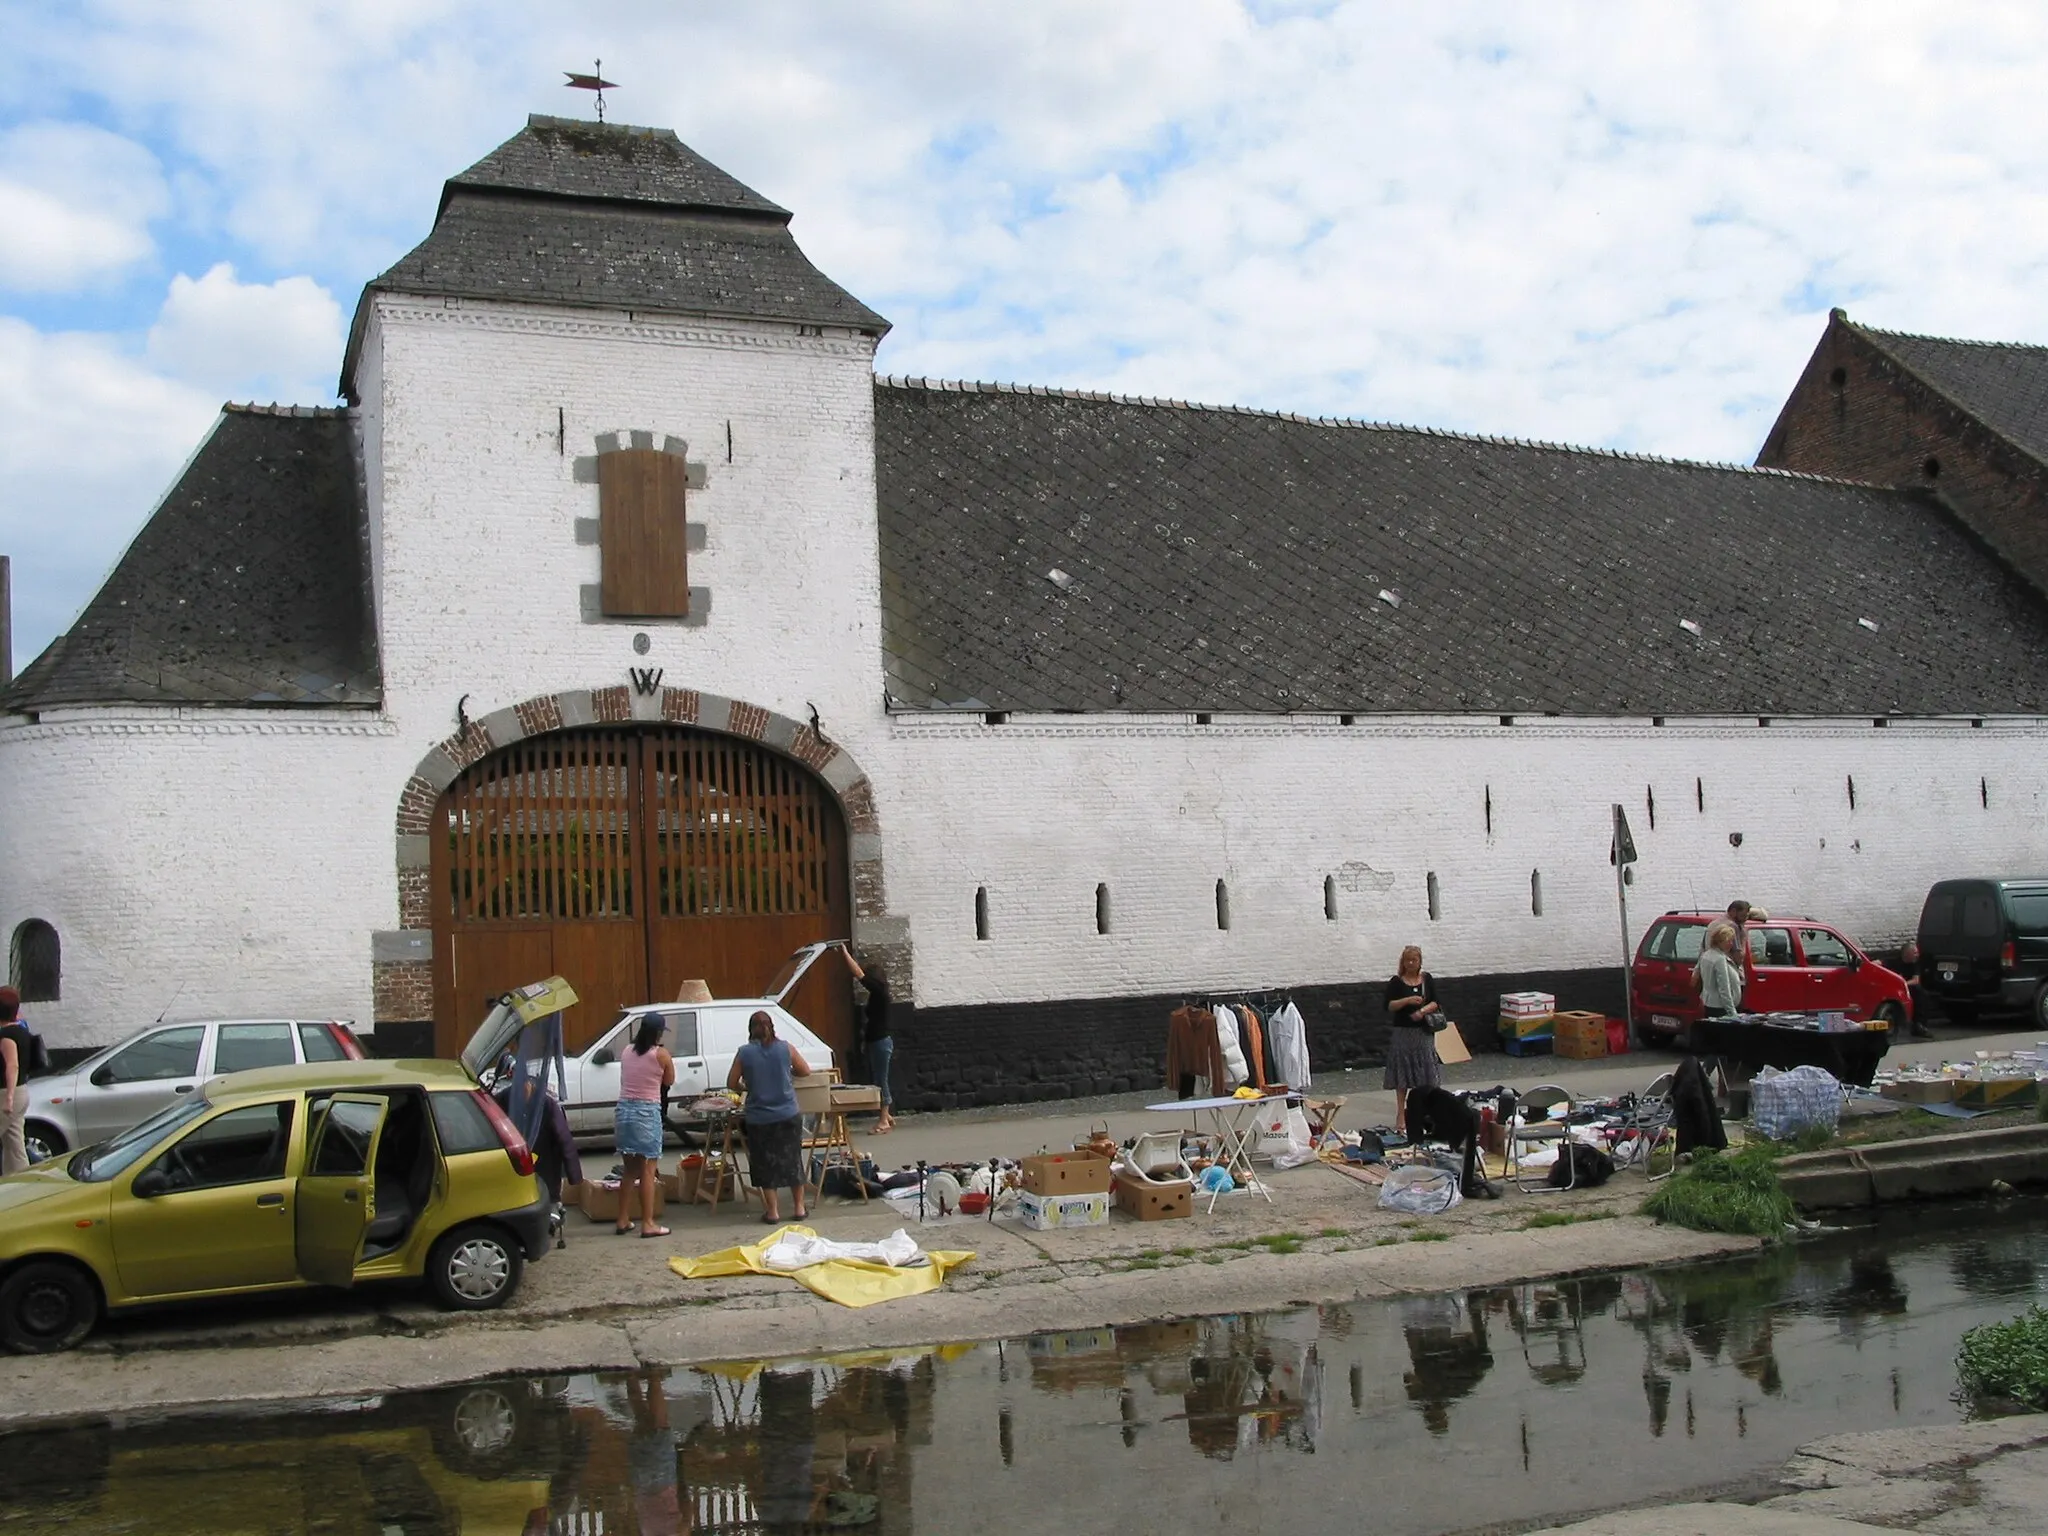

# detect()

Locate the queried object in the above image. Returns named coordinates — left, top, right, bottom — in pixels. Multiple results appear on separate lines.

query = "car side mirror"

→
left=592, top=1049, right=615, bottom=1067
left=89, top=1065, right=116, bottom=1089
left=132, top=1167, right=171, bottom=1198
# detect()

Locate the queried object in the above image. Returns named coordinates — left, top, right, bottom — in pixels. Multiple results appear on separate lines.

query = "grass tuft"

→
left=1958, top=1305, right=2048, bottom=1411
left=1642, top=1144, right=1795, bottom=1238
left=1318, top=1227, right=1348, bottom=1239
left=1409, top=1230, right=1451, bottom=1243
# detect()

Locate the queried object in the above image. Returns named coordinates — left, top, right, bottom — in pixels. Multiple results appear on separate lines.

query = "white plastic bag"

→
left=1377, top=1163, right=1463, bottom=1215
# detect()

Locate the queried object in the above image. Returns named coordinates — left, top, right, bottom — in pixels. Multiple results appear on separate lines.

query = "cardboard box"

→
left=794, top=1079, right=836, bottom=1114
left=1553, top=1011, right=1608, bottom=1059
left=1015, top=1190, right=1112, bottom=1230
left=1953, top=1075, right=2039, bottom=1112
left=1433, top=1026, right=1472, bottom=1065
left=830, top=1084, right=882, bottom=1111
left=1115, top=1178, right=1193, bottom=1221
left=1500, top=991, right=1556, bottom=1018
left=1021, top=1149, right=1114, bottom=1196
left=1498, top=1012, right=1555, bottom=1039
left=575, top=1179, right=666, bottom=1222
left=1879, top=1077, right=1956, bottom=1105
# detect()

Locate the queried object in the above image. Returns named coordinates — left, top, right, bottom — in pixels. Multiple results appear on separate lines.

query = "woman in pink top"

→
left=615, top=1015, right=675, bottom=1237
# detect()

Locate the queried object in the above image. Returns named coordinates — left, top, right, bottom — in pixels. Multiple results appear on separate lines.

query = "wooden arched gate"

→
left=430, top=727, right=852, bottom=1057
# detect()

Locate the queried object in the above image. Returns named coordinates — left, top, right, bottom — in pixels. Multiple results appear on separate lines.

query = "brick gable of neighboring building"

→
left=1757, top=310, right=2048, bottom=604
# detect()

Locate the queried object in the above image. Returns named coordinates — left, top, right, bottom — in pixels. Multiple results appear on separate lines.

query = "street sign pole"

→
left=1613, top=804, right=1637, bottom=1039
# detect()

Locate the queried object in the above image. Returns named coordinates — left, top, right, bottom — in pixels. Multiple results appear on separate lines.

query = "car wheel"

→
left=428, top=1385, right=525, bottom=1475
left=1876, top=1002, right=1906, bottom=1033
left=2033, top=983, right=2048, bottom=1032
left=0, top=1260, right=101, bottom=1354
left=22, top=1122, right=66, bottom=1165
left=427, top=1224, right=523, bottom=1311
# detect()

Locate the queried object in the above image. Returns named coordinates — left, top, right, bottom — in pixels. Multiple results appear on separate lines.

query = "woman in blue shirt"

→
left=727, top=1010, right=814, bottom=1224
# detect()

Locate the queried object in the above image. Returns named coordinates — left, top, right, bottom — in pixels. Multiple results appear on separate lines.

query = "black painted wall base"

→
left=365, top=1020, right=436, bottom=1059
left=888, top=967, right=1628, bottom=1111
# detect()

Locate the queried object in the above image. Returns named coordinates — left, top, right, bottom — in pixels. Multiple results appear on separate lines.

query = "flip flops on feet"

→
left=639, top=1226, right=671, bottom=1239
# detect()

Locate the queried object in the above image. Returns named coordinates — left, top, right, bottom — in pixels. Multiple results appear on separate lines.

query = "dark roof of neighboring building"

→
left=874, top=377, right=2048, bottom=715
left=1851, top=321, right=2048, bottom=469
left=342, top=116, right=885, bottom=395
left=1, top=406, right=380, bottom=713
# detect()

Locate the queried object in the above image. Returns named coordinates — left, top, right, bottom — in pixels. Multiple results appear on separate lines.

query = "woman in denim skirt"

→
left=615, top=1015, right=674, bottom=1237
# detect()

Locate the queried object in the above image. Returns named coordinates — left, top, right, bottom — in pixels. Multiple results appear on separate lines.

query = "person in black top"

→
left=839, top=947, right=896, bottom=1133
left=1896, top=941, right=1934, bottom=1039
left=0, top=986, right=30, bottom=1175
left=1384, top=945, right=1445, bottom=1134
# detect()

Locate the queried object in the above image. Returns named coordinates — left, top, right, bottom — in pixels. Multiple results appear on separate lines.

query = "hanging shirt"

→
left=1267, top=1001, right=1312, bottom=1090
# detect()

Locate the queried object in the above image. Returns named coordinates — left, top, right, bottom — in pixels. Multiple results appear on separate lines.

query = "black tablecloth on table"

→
left=1691, top=1015, right=1892, bottom=1086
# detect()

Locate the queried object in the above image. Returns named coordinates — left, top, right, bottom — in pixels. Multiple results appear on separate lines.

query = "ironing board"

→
left=1144, top=1094, right=1291, bottom=1207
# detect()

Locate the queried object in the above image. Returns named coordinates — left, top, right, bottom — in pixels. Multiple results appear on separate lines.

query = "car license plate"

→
left=1938, top=961, right=1960, bottom=980
left=1652, top=1015, right=1680, bottom=1032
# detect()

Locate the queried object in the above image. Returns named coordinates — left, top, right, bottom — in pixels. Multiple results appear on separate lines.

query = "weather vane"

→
left=564, top=60, right=618, bottom=122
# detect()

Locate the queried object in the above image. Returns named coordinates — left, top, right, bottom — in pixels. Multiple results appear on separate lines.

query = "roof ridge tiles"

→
left=873, top=374, right=1881, bottom=486
left=1849, top=317, right=2048, bottom=356
left=222, top=402, right=349, bottom=418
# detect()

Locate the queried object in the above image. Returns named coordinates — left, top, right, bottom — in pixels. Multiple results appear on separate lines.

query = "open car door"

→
left=294, top=1093, right=390, bottom=1288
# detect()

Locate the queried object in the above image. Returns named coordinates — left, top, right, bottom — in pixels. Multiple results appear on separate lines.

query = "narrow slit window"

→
left=1324, top=875, right=1338, bottom=922
left=1426, top=872, right=1441, bottom=922
left=1646, top=785, right=1657, bottom=830
left=1096, top=883, right=1112, bottom=935
left=1846, top=774, right=1857, bottom=811
left=1215, top=879, right=1231, bottom=931
left=974, top=887, right=990, bottom=941
left=1531, top=869, right=1544, bottom=917
left=1696, top=777, right=1705, bottom=814
left=1982, top=777, right=1990, bottom=810
left=1484, top=785, right=1493, bottom=836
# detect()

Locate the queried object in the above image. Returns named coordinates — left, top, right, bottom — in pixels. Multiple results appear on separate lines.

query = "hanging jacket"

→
left=1213, top=1004, right=1251, bottom=1088
left=1266, top=1001, right=1312, bottom=1090
left=1167, top=1007, right=1228, bottom=1099
left=1237, top=1005, right=1269, bottom=1091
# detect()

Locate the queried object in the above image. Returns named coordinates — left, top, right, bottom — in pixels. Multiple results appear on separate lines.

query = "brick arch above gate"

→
left=371, top=683, right=907, bottom=1036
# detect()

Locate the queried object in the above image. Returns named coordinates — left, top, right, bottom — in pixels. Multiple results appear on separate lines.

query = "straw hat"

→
left=675, top=979, right=715, bottom=1004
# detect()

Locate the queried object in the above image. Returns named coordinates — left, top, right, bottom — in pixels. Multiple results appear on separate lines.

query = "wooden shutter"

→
left=598, top=449, right=689, bottom=617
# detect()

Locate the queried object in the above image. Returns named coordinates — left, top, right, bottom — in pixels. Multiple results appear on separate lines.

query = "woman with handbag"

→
left=1384, top=945, right=1448, bottom=1134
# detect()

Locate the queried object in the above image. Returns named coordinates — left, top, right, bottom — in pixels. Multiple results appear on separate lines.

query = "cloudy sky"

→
left=2, top=1, right=2045, bottom=668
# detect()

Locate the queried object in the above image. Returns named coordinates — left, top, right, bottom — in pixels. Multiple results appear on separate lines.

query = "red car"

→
left=1630, top=911, right=1910, bottom=1049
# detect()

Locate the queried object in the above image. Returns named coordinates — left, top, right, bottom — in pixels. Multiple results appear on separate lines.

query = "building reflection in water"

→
left=1400, top=1290, right=1494, bottom=1436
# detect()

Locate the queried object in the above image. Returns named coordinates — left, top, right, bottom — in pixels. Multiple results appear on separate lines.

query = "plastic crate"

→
left=1500, top=1033, right=1553, bottom=1057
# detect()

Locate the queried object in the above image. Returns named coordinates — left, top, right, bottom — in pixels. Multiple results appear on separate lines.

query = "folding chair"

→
left=1508, top=1084, right=1576, bottom=1192
left=1637, top=1071, right=1680, bottom=1183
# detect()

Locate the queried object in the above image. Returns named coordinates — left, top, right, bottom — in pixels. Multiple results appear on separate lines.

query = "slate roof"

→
left=1, top=407, right=380, bottom=713
left=343, top=116, right=885, bottom=395
left=874, top=378, right=2048, bottom=716
left=445, top=114, right=788, bottom=217
left=1853, top=322, right=2048, bottom=469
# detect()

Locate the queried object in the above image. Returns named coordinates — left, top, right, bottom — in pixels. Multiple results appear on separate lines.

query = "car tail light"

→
left=2002, top=942, right=2018, bottom=972
left=329, top=1022, right=367, bottom=1060
left=475, top=1090, right=537, bottom=1177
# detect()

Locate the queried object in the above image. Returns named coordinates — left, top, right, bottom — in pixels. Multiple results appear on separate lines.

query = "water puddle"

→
left=6, top=1202, right=2045, bottom=1536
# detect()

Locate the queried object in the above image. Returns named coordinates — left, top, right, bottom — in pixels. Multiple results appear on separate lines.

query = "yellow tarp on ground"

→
left=669, top=1225, right=976, bottom=1308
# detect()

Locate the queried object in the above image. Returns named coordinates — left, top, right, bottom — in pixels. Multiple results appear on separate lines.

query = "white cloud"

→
left=146, top=262, right=343, bottom=403
left=0, top=121, right=167, bottom=291
left=0, top=317, right=219, bottom=670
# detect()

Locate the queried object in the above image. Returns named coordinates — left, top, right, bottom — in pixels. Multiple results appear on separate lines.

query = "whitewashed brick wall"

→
left=872, top=714, right=2048, bottom=1008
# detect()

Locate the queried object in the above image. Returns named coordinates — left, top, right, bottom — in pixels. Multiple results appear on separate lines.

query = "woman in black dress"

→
left=1384, top=944, right=1446, bottom=1133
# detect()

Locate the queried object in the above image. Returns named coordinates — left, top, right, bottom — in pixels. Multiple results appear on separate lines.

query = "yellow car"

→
left=0, top=1059, right=556, bottom=1353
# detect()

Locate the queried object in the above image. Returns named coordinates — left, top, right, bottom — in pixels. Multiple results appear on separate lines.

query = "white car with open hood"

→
left=469, top=942, right=841, bottom=1142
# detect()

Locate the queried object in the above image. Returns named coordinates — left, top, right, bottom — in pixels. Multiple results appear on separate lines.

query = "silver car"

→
left=19, top=1018, right=365, bottom=1163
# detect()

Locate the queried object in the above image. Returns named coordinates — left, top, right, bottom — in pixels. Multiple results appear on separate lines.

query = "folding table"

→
left=1144, top=1094, right=1294, bottom=1209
